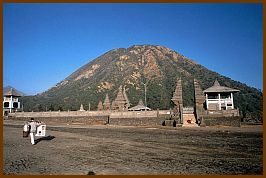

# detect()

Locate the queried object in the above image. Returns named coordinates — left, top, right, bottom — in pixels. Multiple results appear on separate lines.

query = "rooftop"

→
left=203, top=79, right=240, bottom=93
left=128, top=99, right=151, bottom=111
left=3, top=88, right=23, bottom=97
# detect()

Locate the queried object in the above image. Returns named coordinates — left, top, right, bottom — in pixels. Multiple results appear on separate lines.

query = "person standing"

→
left=29, top=118, right=38, bottom=145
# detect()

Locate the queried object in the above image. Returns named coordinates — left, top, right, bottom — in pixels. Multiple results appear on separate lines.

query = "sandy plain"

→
left=3, top=120, right=263, bottom=175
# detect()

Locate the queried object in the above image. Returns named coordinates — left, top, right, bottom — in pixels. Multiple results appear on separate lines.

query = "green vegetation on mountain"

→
left=20, top=45, right=262, bottom=121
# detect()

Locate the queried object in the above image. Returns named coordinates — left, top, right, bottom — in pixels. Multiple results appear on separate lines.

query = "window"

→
left=4, top=102, right=9, bottom=108
left=13, top=102, right=18, bottom=108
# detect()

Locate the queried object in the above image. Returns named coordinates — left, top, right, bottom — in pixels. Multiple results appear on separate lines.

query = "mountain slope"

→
left=20, top=45, right=262, bottom=120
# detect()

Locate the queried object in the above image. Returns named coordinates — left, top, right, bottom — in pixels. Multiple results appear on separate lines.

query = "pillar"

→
left=205, top=94, right=208, bottom=110
left=231, top=93, right=234, bottom=109
left=218, top=93, right=221, bottom=110
left=10, top=95, right=13, bottom=113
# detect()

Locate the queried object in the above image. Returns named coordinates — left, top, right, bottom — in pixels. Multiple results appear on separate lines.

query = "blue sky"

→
left=3, top=3, right=263, bottom=95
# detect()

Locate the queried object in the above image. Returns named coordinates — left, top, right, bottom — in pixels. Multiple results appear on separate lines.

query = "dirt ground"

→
left=3, top=120, right=263, bottom=175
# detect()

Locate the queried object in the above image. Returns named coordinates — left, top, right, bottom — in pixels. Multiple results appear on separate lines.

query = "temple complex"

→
left=8, top=79, right=241, bottom=127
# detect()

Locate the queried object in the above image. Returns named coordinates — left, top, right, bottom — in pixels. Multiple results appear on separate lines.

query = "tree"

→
left=38, top=104, right=43, bottom=112
left=58, top=106, right=63, bottom=111
left=49, top=104, right=54, bottom=111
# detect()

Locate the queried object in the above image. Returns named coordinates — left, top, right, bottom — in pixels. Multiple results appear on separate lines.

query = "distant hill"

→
left=20, top=45, right=263, bottom=120
left=3, top=86, right=26, bottom=96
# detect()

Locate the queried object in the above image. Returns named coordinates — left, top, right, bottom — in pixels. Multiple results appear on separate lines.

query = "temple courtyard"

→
left=3, top=120, right=263, bottom=175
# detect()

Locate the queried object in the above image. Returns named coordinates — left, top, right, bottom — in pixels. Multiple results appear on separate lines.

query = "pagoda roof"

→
left=3, top=88, right=23, bottom=97
left=114, top=86, right=126, bottom=103
left=97, top=100, right=103, bottom=107
left=128, top=99, right=151, bottom=111
left=203, top=79, right=240, bottom=93
left=103, top=94, right=110, bottom=104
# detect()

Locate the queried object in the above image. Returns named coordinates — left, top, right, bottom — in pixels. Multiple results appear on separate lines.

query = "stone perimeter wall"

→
left=9, top=111, right=111, bottom=118
left=8, top=110, right=241, bottom=127
left=202, top=116, right=241, bottom=127
left=9, top=110, right=170, bottom=118
left=8, top=110, right=170, bottom=127
left=11, top=116, right=108, bottom=125
left=110, top=117, right=166, bottom=126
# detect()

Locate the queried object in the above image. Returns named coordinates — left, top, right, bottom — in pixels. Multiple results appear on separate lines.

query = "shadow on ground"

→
left=35, top=135, right=55, bottom=144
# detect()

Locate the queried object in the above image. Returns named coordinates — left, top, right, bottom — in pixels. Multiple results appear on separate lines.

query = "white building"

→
left=203, top=80, right=239, bottom=110
left=3, top=88, right=22, bottom=115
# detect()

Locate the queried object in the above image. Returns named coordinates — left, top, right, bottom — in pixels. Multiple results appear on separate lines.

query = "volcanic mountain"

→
left=21, top=45, right=262, bottom=120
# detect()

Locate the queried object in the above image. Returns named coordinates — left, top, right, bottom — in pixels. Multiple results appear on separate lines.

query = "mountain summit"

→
left=21, top=45, right=262, bottom=119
